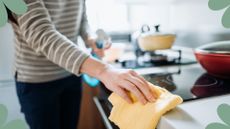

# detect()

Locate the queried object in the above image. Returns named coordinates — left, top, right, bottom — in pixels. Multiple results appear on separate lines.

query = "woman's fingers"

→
left=136, top=76, right=158, bottom=98
left=114, top=87, right=132, bottom=104
left=129, top=70, right=157, bottom=101
left=121, top=80, right=147, bottom=105
left=131, top=71, right=149, bottom=86
left=126, top=74, right=156, bottom=102
left=89, top=40, right=106, bottom=58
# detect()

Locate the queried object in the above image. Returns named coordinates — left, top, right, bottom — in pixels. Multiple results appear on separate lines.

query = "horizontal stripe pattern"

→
left=11, top=0, right=90, bottom=83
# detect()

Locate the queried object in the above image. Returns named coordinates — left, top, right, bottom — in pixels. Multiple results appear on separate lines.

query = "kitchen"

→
left=0, top=0, right=230, bottom=129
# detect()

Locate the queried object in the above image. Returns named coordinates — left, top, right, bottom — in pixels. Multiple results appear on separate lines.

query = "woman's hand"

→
left=80, top=57, right=156, bottom=105
left=86, top=37, right=111, bottom=58
left=98, top=67, right=156, bottom=105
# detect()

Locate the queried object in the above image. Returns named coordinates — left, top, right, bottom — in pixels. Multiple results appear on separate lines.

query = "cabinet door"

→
left=78, top=82, right=106, bottom=129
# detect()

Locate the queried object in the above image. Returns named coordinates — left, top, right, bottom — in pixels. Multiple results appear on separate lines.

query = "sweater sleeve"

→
left=14, top=0, right=90, bottom=76
left=79, top=0, right=93, bottom=45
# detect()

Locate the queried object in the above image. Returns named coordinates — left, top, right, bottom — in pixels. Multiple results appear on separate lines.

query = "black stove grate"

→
left=120, top=49, right=196, bottom=69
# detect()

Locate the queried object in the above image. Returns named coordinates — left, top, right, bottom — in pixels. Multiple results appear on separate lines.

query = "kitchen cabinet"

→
left=77, top=82, right=106, bottom=129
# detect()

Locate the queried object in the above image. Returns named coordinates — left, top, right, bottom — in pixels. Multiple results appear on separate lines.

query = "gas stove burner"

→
left=150, top=55, right=168, bottom=62
left=120, top=49, right=188, bottom=68
left=139, top=50, right=180, bottom=63
left=149, top=53, right=168, bottom=62
left=141, top=53, right=174, bottom=64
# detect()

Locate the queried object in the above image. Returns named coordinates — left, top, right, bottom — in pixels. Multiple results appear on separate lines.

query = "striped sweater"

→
left=10, top=0, right=91, bottom=83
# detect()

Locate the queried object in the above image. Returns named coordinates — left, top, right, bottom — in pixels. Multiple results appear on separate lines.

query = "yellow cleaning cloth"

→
left=108, top=82, right=183, bottom=129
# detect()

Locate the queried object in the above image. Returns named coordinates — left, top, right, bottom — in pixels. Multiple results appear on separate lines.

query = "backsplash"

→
left=127, top=0, right=230, bottom=47
left=87, top=0, right=230, bottom=47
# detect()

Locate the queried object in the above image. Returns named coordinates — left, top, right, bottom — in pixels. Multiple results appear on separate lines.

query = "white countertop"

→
left=157, top=94, right=230, bottom=129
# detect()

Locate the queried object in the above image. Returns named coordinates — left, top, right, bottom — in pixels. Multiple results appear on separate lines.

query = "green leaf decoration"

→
left=0, top=0, right=28, bottom=27
left=208, top=0, right=230, bottom=10
left=0, top=1, right=7, bottom=27
left=206, top=104, right=230, bottom=129
left=0, top=104, right=7, bottom=128
left=2, top=120, right=27, bottom=129
left=0, top=104, right=27, bottom=129
left=2, top=0, right=28, bottom=15
left=218, top=104, right=230, bottom=126
left=206, top=123, right=230, bottom=129
left=208, top=0, right=230, bottom=28
left=222, top=7, right=230, bottom=28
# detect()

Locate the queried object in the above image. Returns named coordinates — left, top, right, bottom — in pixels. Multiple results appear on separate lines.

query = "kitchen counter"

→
left=94, top=45, right=230, bottom=129
left=158, top=94, right=230, bottom=129
left=95, top=73, right=230, bottom=129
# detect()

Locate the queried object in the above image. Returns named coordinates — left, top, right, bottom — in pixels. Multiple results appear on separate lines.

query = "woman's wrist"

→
left=97, top=64, right=113, bottom=81
left=80, top=57, right=111, bottom=79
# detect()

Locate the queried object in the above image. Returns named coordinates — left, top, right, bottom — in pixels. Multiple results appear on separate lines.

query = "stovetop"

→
left=99, top=65, right=230, bottom=102
left=100, top=47, right=229, bottom=102
left=96, top=64, right=230, bottom=129
left=141, top=66, right=230, bottom=101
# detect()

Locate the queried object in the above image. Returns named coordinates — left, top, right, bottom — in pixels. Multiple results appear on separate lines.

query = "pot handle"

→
left=141, top=25, right=151, bottom=33
left=154, top=25, right=160, bottom=32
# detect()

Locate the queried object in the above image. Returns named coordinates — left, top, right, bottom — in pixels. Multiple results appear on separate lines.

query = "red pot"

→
left=194, top=41, right=230, bottom=79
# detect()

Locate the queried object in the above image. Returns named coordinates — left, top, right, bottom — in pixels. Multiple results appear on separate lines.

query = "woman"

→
left=8, top=0, right=156, bottom=129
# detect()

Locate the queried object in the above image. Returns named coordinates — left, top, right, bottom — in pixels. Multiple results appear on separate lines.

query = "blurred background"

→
left=1, top=0, right=230, bottom=81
